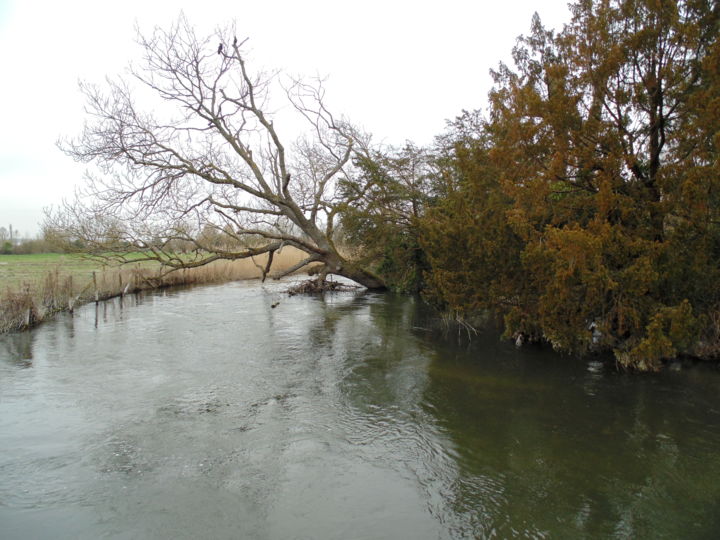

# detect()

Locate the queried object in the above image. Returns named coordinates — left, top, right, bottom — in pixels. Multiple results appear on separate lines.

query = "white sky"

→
left=0, top=0, right=571, bottom=237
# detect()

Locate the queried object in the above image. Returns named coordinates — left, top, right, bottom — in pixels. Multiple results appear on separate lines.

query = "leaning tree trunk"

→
left=314, top=252, right=386, bottom=290
left=334, top=263, right=386, bottom=290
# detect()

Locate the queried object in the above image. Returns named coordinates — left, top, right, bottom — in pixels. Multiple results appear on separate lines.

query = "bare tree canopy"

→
left=49, top=16, right=385, bottom=289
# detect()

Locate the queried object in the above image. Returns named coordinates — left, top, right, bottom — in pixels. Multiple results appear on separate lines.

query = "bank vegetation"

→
left=41, top=0, right=720, bottom=370
left=0, top=249, right=308, bottom=333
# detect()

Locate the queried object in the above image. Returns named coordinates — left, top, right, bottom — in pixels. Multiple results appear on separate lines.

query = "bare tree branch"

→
left=50, top=16, right=386, bottom=289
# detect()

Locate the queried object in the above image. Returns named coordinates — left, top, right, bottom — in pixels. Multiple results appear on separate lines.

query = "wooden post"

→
left=93, top=271, right=99, bottom=303
left=66, top=275, right=74, bottom=313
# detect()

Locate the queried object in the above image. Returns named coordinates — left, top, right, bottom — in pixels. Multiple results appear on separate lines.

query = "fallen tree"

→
left=49, top=16, right=385, bottom=290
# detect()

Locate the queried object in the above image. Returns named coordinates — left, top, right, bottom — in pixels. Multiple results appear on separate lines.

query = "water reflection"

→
left=0, top=281, right=719, bottom=539
left=419, top=338, right=720, bottom=538
left=0, top=331, right=34, bottom=368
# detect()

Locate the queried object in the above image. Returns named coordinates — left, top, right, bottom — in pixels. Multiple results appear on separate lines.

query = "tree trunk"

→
left=334, top=263, right=386, bottom=290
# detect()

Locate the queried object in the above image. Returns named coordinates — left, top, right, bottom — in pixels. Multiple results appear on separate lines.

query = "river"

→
left=1, top=280, right=719, bottom=539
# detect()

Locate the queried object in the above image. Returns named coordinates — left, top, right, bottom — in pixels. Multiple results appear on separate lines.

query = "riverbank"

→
left=0, top=249, right=309, bottom=333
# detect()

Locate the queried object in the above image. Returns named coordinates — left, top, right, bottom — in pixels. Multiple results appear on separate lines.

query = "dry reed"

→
left=0, top=248, right=308, bottom=333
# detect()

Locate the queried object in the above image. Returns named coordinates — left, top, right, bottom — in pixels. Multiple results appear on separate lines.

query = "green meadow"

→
left=0, top=253, right=103, bottom=291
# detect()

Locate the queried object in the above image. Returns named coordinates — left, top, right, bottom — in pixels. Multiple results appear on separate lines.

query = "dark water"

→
left=1, top=280, right=719, bottom=539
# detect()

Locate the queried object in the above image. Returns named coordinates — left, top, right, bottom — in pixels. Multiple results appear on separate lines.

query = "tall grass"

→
left=0, top=249, right=307, bottom=333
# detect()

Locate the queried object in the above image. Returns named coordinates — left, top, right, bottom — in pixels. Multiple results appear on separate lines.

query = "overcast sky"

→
left=0, top=0, right=571, bottom=237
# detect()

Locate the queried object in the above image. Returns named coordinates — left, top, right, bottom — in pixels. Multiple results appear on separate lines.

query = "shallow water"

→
left=1, top=280, right=719, bottom=539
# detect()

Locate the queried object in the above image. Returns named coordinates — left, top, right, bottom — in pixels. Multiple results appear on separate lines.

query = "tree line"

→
left=48, top=0, right=720, bottom=370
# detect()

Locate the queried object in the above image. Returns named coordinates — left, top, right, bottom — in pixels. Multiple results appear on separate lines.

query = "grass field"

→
left=0, top=248, right=311, bottom=332
left=0, top=253, right=102, bottom=291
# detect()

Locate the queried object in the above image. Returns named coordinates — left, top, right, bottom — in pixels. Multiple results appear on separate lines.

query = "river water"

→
left=1, top=280, right=719, bottom=539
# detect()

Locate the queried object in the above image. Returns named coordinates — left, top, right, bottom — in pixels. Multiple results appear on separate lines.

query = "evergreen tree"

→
left=338, top=144, right=434, bottom=292
left=421, top=0, right=720, bottom=369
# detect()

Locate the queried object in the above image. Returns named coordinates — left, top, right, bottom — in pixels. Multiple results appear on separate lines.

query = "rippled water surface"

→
left=1, top=280, right=720, bottom=539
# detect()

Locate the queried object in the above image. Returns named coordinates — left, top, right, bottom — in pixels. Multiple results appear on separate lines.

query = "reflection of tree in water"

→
left=279, top=291, right=429, bottom=406
left=420, top=342, right=720, bottom=538
left=0, top=331, right=34, bottom=368
left=322, top=293, right=435, bottom=410
left=310, top=293, right=472, bottom=531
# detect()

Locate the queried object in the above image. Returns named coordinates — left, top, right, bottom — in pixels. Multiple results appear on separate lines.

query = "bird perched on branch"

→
left=217, top=43, right=223, bottom=55
left=233, top=36, right=237, bottom=47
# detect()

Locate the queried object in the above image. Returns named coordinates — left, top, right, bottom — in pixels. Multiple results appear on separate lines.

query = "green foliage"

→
left=420, top=124, right=525, bottom=321
left=617, top=300, right=701, bottom=371
left=339, top=144, right=433, bottom=292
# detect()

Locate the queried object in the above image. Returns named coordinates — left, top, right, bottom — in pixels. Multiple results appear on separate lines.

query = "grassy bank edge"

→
left=0, top=251, right=308, bottom=334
